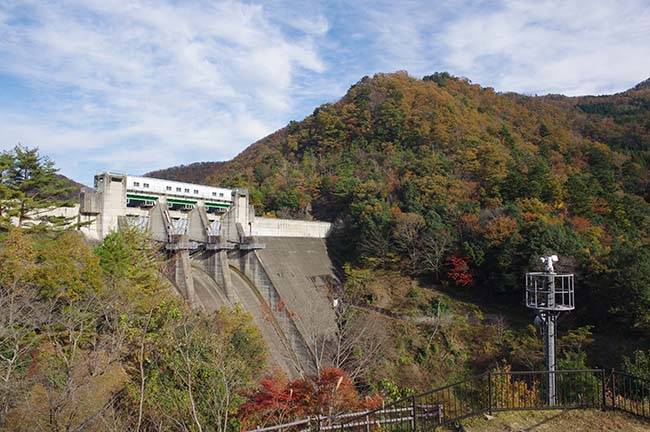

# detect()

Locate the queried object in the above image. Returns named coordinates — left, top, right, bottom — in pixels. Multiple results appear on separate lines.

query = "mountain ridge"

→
left=149, top=73, right=650, bottom=188
left=632, top=76, right=650, bottom=91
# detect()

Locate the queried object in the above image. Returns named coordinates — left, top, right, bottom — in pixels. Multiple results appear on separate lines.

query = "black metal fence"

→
left=609, top=370, right=650, bottom=418
left=489, top=369, right=605, bottom=412
left=247, top=369, right=650, bottom=432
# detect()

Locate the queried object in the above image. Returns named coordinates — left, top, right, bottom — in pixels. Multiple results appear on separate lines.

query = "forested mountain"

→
left=546, top=79, right=650, bottom=172
left=161, top=72, right=649, bottom=335
left=145, top=161, right=224, bottom=183
left=161, top=72, right=650, bottom=195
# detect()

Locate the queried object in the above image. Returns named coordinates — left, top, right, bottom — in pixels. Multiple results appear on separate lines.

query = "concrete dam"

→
left=74, top=172, right=339, bottom=377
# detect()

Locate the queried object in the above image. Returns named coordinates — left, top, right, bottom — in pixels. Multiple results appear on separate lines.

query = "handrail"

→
left=248, top=407, right=443, bottom=432
left=612, top=369, right=650, bottom=384
left=247, top=369, right=650, bottom=432
left=250, top=418, right=310, bottom=432
left=492, top=368, right=603, bottom=375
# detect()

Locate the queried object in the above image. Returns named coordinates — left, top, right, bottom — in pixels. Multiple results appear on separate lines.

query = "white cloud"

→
left=0, top=0, right=326, bottom=183
left=328, top=0, right=447, bottom=76
left=440, top=0, right=650, bottom=95
left=334, top=0, right=649, bottom=96
left=288, top=15, right=330, bottom=35
left=1, top=0, right=649, bottom=184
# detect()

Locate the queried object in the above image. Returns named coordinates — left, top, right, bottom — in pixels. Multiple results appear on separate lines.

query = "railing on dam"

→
left=246, top=369, right=650, bottom=431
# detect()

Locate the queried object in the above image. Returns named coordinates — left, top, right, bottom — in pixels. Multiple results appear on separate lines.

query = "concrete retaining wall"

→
left=251, top=217, right=330, bottom=238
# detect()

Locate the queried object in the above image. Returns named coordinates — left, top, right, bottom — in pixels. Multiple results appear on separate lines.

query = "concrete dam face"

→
left=186, top=237, right=338, bottom=377
left=73, top=172, right=338, bottom=378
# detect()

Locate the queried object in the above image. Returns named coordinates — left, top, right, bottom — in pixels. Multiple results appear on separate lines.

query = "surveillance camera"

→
left=541, top=255, right=557, bottom=273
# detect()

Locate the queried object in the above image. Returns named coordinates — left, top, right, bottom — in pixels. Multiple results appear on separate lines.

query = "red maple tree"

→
left=446, top=255, right=474, bottom=287
left=239, top=368, right=381, bottom=429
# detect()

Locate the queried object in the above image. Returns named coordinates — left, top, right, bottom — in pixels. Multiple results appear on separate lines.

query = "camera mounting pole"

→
left=526, top=255, right=574, bottom=405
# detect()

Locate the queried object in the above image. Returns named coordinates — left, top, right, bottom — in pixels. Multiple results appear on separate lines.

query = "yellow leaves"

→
left=213, top=305, right=266, bottom=368
left=453, top=138, right=511, bottom=194
left=285, top=134, right=299, bottom=153
left=492, top=363, right=542, bottom=408
left=482, top=196, right=504, bottom=208
left=0, top=227, right=36, bottom=288
left=357, top=179, right=380, bottom=197
left=37, top=231, right=103, bottom=300
left=413, top=173, right=466, bottom=209
left=477, top=140, right=510, bottom=185
left=456, top=145, right=481, bottom=174
left=589, top=140, right=615, bottom=159
left=540, top=173, right=566, bottom=206
left=0, top=228, right=104, bottom=301
left=515, top=197, right=562, bottom=225
left=313, top=105, right=347, bottom=151
left=518, top=198, right=550, bottom=222
left=484, top=215, right=519, bottom=247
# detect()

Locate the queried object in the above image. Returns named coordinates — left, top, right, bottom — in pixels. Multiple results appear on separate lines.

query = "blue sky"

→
left=1, top=0, right=649, bottom=184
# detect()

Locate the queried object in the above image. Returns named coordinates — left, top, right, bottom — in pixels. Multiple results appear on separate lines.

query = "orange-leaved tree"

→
left=239, top=367, right=381, bottom=429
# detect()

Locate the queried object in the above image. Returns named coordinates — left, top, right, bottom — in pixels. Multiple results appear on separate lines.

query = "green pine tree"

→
left=0, top=146, right=76, bottom=231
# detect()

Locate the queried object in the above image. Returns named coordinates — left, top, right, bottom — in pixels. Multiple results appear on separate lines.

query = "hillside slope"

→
left=155, top=73, right=650, bottom=195
left=460, top=409, right=650, bottom=431
left=544, top=79, right=650, bottom=173
left=154, top=72, right=650, bottom=377
left=145, top=161, right=224, bottom=183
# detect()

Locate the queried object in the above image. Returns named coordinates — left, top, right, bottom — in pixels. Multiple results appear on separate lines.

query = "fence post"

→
left=411, top=395, right=418, bottom=432
left=488, top=372, right=493, bottom=415
left=365, top=412, right=370, bottom=432
left=611, top=369, right=617, bottom=410
left=600, top=369, right=607, bottom=411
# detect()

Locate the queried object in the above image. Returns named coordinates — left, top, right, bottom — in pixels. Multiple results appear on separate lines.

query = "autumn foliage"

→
left=446, top=255, right=474, bottom=287
left=187, top=71, right=649, bottom=341
left=239, top=368, right=382, bottom=429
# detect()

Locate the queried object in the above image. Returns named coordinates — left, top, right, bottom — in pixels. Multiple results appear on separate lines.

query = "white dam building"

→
left=78, top=172, right=233, bottom=240
left=77, top=172, right=330, bottom=241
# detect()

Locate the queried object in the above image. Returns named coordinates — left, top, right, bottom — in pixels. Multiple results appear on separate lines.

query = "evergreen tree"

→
left=0, top=146, right=75, bottom=231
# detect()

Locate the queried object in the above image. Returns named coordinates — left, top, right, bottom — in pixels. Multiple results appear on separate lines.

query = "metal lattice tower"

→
left=525, top=255, right=574, bottom=405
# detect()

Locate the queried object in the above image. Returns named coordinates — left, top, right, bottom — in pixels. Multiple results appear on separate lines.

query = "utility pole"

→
left=526, top=255, right=574, bottom=406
